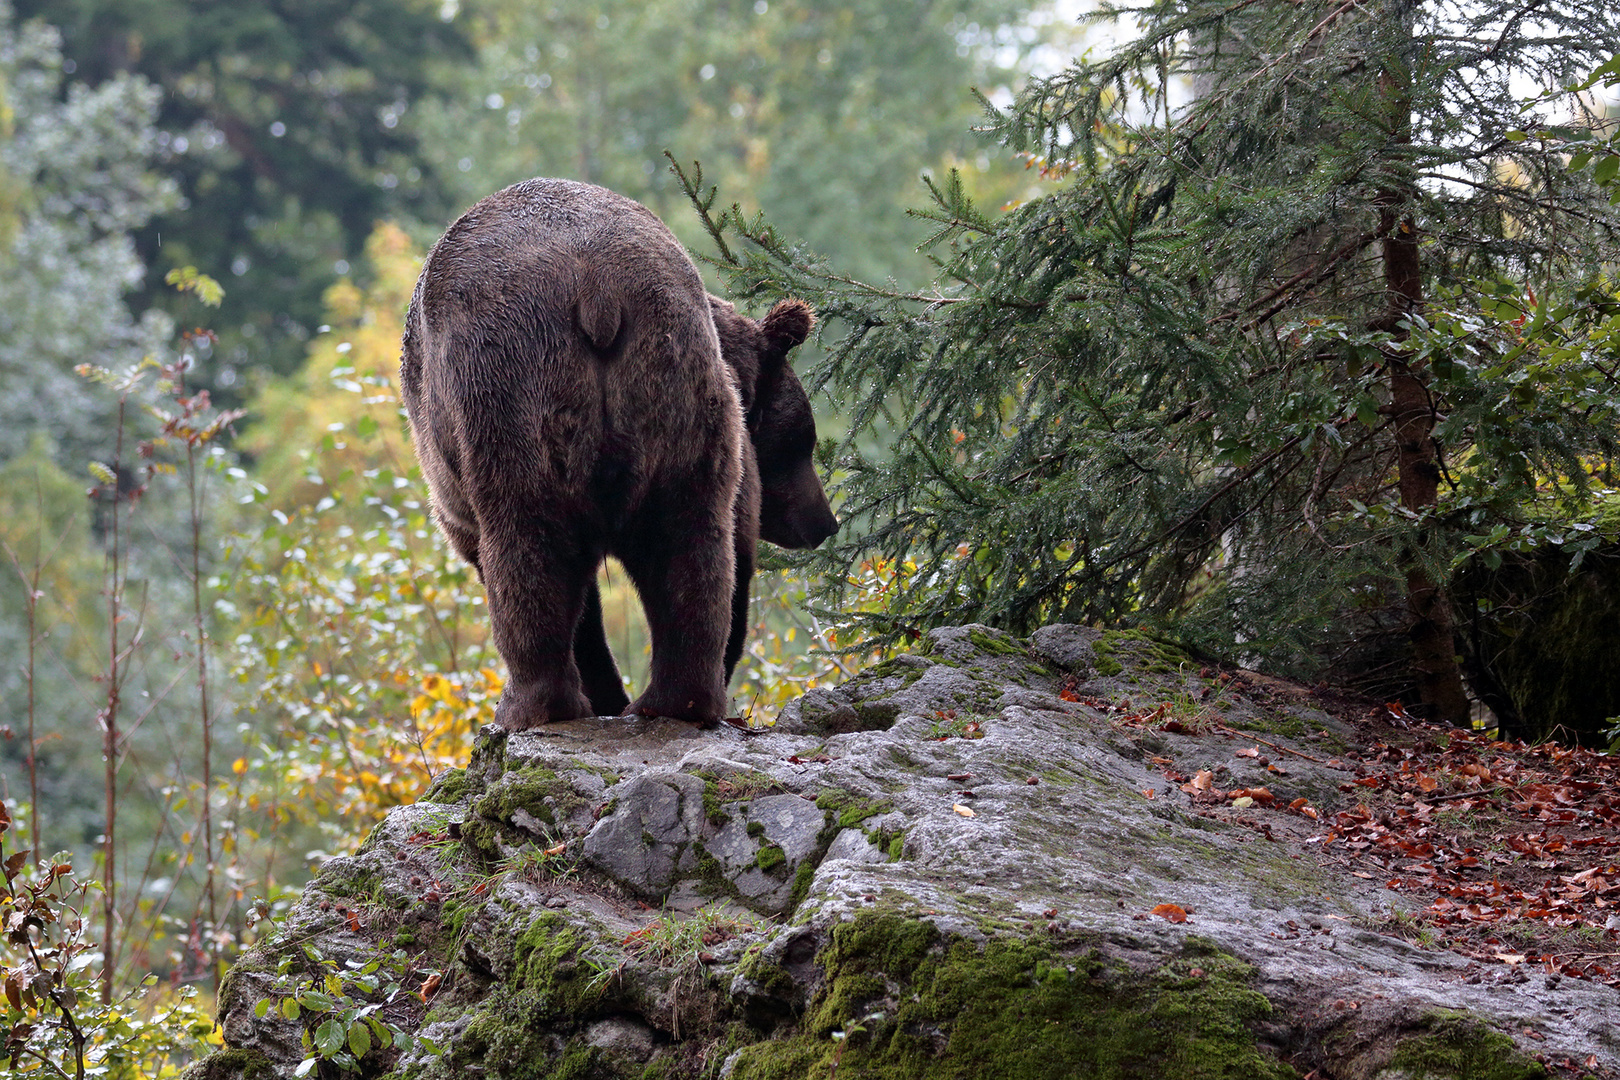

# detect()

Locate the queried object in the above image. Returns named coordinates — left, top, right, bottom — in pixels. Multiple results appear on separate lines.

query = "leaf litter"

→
left=1309, top=726, right=1620, bottom=988
left=1075, top=676, right=1620, bottom=992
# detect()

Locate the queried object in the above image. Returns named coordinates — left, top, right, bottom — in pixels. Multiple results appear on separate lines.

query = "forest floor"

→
left=1107, top=668, right=1620, bottom=1078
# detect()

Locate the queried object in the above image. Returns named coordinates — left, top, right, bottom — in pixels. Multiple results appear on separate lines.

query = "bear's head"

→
left=709, top=297, right=838, bottom=550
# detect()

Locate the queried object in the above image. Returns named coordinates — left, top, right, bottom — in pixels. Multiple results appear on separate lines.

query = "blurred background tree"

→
left=413, top=0, right=1061, bottom=283
left=0, top=6, right=177, bottom=468
left=16, top=0, right=1066, bottom=401
left=14, top=0, right=473, bottom=384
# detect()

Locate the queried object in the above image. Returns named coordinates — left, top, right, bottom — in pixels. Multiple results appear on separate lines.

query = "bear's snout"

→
left=761, top=459, right=837, bottom=549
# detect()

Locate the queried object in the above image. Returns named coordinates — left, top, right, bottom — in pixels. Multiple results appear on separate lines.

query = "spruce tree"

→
left=690, top=0, right=1620, bottom=724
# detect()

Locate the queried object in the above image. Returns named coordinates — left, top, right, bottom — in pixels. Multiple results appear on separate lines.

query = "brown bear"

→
left=400, top=177, right=835, bottom=729
left=570, top=294, right=839, bottom=716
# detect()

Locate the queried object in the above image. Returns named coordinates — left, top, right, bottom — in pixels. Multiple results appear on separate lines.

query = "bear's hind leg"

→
left=479, top=518, right=596, bottom=730
left=616, top=506, right=734, bottom=727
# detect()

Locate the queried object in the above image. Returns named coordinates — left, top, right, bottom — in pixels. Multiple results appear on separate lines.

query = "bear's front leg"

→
left=479, top=516, right=596, bottom=730
left=573, top=580, right=631, bottom=715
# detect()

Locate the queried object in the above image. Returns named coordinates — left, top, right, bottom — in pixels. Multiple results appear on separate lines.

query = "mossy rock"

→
left=1383, top=1011, right=1547, bottom=1080
left=814, top=790, right=892, bottom=830
left=177, top=1048, right=279, bottom=1080
left=726, top=915, right=1296, bottom=1080
left=420, top=767, right=471, bottom=804
left=967, top=628, right=1028, bottom=658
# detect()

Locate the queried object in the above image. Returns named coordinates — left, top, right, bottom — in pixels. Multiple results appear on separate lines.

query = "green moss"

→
left=886, top=832, right=906, bottom=861
left=459, top=818, right=504, bottom=862
left=513, top=914, right=589, bottom=995
left=313, top=861, right=381, bottom=903
left=1225, top=712, right=1307, bottom=738
left=471, top=765, right=588, bottom=831
left=702, top=777, right=731, bottom=827
left=788, top=860, right=817, bottom=911
left=451, top=996, right=603, bottom=1080
left=1093, top=628, right=1193, bottom=679
left=728, top=916, right=1295, bottom=1080
left=756, top=842, right=787, bottom=873
left=968, top=629, right=1026, bottom=657
left=1385, top=1012, right=1547, bottom=1080
left=693, top=843, right=746, bottom=905
left=738, top=952, right=798, bottom=1002
left=436, top=915, right=611, bottom=1079
left=861, top=656, right=929, bottom=685
left=815, top=790, right=893, bottom=829
left=179, top=1047, right=278, bottom=1080
left=747, top=820, right=766, bottom=838
left=696, top=769, right=783, bottom=826
left=420, top=767, right=470, bottom=805
left=1027, top=663, right=1050, bottom=677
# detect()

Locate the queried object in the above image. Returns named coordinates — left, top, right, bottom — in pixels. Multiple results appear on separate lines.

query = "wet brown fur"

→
left=401, top=179, right=834, bottom=729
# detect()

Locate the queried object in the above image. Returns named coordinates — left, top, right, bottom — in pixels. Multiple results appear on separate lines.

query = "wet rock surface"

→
left=188, top=624, right=1618, bottom=1080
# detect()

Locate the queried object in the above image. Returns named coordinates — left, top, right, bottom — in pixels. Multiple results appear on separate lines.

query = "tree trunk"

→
left=1379, top=205, right=1472, bottom=725
left=1370, top=23, right=1471, bottom=726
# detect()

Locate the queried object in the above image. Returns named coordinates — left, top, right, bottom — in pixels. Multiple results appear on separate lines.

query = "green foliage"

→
left=253, top=942, right=437, bottom=1076
left=414, top=0, right=1066, bottom=287
left=0, top=5, right=178, bottom=470
left=1523, top=55, right=1620, bottom=204
left=225, top=222, right=500, bottom=837
left=162, top=268, right=223, bottom=310
left=688, top=0, right=1620, bottom=707
left=1, top=802, right=217, bottom=1078
left=16, top=0, right=473, bottom=383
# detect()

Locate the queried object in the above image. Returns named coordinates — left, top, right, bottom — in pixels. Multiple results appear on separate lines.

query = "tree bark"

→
left=1369, top=21, right=1471, bottom=726
left=1378, top=205, right=1472, bottom=725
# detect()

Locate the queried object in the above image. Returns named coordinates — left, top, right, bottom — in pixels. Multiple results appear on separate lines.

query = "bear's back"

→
left=415, top=178, right=702, bottom=341
left=401, top=178, right=740, bottom=524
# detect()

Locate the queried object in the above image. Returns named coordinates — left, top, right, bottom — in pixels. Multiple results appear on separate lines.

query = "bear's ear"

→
left=761, top=299, right=815, bottom=354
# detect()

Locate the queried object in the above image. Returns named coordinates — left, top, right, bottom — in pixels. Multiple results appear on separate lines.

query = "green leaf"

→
left=300, top=990, right=336, bottom=1011
left=1594, top=154, right=1620, bottom=186
left=367, top=1016, right=394, bottom=1049
left=1355, top=395, right=1380, bottom=429
left=315, top=1017, right=346, bottom=1058
left=294, top=1058, right=317, bottom=1078
left=1504, top=129, right=1527, bottom=142
left=348, top=1019, right=373, bottom=1059
left=280, top=997, right=301, bottom=1021
left=163, top=266, right=226, bottom=307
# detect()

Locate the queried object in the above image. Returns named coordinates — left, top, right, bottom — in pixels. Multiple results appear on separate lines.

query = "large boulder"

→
left=187, top=624, right=1615, bottom=1079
